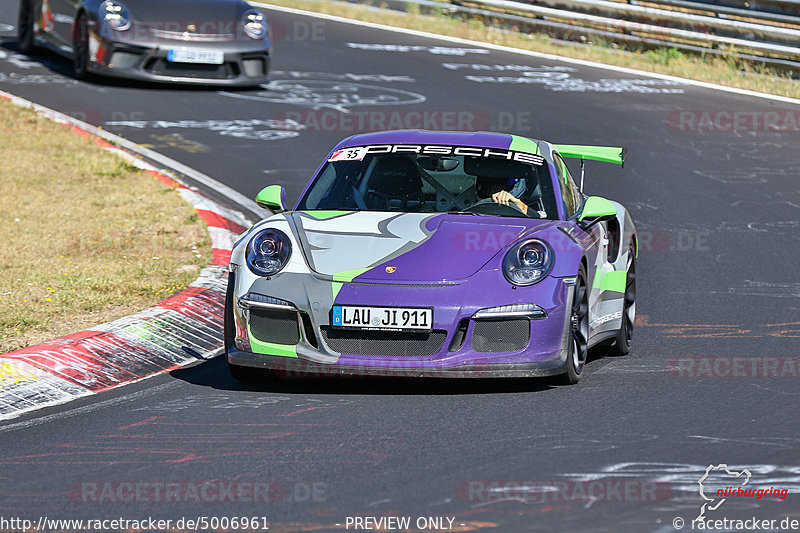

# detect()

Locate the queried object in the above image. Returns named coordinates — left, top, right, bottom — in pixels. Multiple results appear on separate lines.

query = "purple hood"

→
left=291, top=212, right=558, bottom=283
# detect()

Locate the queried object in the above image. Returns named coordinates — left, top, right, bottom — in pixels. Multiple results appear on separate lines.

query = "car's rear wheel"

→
left=18, top=0, right=35, bottom=54
left=560, top=264, right=588, bottom=384
left=72, top=12, right=90, bottom=79
left=609, top=242, right=636, bottom=356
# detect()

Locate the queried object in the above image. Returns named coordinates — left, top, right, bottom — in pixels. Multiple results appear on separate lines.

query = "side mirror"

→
left=255, top=185, right=287, bottom=212
left=578, top=196, right=616, bottom=229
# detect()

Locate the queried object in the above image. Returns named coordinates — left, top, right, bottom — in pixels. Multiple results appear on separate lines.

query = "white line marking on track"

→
left=0, top=381, right=182, bottom=432
left=256, top=2, right=800, bottom=106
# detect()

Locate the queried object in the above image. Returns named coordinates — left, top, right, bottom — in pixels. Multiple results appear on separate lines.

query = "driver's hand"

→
left=491, top=190, right=528, bottom=214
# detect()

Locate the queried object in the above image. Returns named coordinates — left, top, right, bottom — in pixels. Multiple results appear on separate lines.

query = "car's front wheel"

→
left=17, top=0, right=35, bottom=54
left=560, top=264, right=588, bottom=384
left=228, top=361, right=273, bottom=383
left=224, top=272, right=274, bottom=383
left=72, top=12, right=90, bottom=79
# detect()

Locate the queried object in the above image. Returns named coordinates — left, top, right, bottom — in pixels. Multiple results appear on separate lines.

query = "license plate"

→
left=332, top=306, right=433, bottom=331
left=167, top=48, right=224, bottom=64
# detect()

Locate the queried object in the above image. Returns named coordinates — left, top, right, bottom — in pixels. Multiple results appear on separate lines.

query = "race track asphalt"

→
left=1, top=4, right=799, bottom=531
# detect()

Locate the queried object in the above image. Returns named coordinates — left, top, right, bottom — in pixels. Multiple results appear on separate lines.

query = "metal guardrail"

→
left=677, top=0, right=800, bottom=18
left=524, top=0, right=800, bottom=44
left=370, top=0, right=800, bottom=71
left=640, top=0, right=800, bottom=26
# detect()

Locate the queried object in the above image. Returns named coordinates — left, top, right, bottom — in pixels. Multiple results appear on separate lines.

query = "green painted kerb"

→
left=302, top=210, right=351, bottom=220
left=509, top=135, right=540, bottom=155
left=248, top=325, right=299, bottom=358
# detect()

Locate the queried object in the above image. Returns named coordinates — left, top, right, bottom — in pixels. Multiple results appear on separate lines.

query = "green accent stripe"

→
left=509, top=135, right=540, bottom=155
left=331, top=267, right=371, bottom=301
left=302, top=210, right=351, bottom=220
left=332, top=281, right=343, bottom=300
left=247, top=326, right=299, bottom=358
left=333, top=267, right=370, bottom=283
left=601, top=270, right=627, bottom=293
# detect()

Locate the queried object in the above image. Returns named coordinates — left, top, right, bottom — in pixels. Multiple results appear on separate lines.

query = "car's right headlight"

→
left=242, top=9, right=266, bottom=39
left=503, top=238, right=554, bottom=286
left=100, top=0, right=131, bottom=31
left=245, top=228, right=291, bottom=277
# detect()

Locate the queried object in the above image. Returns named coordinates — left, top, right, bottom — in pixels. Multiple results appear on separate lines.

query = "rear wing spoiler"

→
left=552, top=144, right=627, bottom=192
left=553, top=145, right=627, bottom=166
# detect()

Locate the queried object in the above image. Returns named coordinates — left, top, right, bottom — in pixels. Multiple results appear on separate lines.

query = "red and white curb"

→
left=0, top=90, right=255, bottom=421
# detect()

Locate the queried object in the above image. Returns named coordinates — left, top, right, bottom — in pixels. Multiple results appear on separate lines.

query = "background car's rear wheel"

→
left=73, top=13, right=90, bottom=79
left=610, top=242, right=636, bottom=356
left=17, top=0, right=35, bottom=54
left=560, top=264, right=588, bottom=384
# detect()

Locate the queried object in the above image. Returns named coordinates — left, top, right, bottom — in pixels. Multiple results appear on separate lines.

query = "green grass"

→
left=0, top=101, right=212, bottom=353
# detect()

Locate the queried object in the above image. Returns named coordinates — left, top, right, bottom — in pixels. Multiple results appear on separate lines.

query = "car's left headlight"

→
left=100, top=0, right=131, bottom=31
left=503, top=239, right=554, bottom=286
left=242, top=9, right=266, bottom=39
left=245, top=228, right=291, bottom=276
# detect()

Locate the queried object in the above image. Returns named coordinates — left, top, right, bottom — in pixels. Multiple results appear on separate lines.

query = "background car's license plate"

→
left=167, top=49, right=224, bottom=64
left=332, top=306, right=432, bottom=331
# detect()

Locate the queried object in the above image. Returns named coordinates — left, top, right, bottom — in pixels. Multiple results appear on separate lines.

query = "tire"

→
left=228, top=361, right=272, bottom=383
left=559, top=263, right=589, bottom=384
left=224, top=271, right=273, bottom=383
left=18, top=0, right=35, bottom=54
left=72, top=12, right=90, bottom=79
left=609, top=242, right=636, bottom=356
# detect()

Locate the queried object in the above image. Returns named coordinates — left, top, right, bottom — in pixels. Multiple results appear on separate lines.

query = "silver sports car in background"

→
left=17, top=0, right=271, bottom=85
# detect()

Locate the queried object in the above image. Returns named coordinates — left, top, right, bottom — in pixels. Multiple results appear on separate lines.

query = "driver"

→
left=475, top=176, right=528, bottom=215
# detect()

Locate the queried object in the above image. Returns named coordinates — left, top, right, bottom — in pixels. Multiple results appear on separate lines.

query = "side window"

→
left=567, top=168, right=583, bottom=212
left=554, top=154, right=576, bottom=217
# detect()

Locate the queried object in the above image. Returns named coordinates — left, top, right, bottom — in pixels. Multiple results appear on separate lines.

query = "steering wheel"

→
left=463, top=198, right=526, bottom=216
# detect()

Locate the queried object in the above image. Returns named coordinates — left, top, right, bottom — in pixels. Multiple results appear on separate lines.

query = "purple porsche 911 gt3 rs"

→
left=225, top=130, right=637, bottom=384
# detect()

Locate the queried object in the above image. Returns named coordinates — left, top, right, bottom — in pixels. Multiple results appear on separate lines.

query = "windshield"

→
left=297, top=145, right=559, bottom=219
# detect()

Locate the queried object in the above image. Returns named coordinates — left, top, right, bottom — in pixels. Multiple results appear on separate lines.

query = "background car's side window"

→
left=554, top=154, right=576, bottom=217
